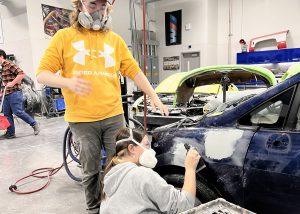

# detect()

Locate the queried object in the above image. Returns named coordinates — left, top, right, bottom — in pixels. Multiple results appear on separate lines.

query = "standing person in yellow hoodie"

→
left=36, top=0, right=168, bottom=213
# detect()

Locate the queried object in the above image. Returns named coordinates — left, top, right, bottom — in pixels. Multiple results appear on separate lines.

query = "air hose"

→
left=9, top=154, right=76, bottom=195
left=9, top=165, right=63, bottom=194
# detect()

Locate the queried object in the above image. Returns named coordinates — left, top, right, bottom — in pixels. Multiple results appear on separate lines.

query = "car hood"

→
left=132, top=65, right=276, bottom=116
left=170, top=65, right=276, bottom=105
left=156, top=65, right=276, bottom=93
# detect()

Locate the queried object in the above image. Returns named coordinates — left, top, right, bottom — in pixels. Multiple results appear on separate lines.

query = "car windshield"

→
left=210, top=94, right=257, bottom=113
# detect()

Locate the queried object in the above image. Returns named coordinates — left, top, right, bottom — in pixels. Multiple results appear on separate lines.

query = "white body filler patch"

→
left=204, top=129, right=244, bottom=160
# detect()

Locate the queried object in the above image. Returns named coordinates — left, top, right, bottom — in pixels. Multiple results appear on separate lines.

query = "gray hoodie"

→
left=100, top=162, right=195, bottom=214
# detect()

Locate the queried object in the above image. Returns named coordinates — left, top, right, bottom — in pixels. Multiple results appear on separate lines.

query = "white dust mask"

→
left=116, top=129, right=157, bottom=169
left=138, top=148, right=157, bottom=169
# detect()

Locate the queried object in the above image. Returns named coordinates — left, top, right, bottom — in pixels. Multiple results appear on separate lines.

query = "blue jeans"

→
left=3, top=90, right=36, bottom=134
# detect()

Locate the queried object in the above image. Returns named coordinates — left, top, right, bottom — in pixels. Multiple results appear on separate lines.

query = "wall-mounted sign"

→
left=163, top=56, right=180, bottom=70
left=41, top=4, right=72, bottom=38
left=165, top=10, right=182, bottom=46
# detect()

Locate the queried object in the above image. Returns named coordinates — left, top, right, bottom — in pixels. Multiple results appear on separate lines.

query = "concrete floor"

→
left=0, top=117, right=86, bottom=214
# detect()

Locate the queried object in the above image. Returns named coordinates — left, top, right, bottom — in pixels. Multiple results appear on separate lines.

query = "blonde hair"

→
left=100, top=128, right=145, bottom=201
left=69, top=0, right=83, bottom=29
left=103, top=128, right=144, bottom=177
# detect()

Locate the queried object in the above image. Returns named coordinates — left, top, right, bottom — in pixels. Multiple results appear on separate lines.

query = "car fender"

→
left=153, top=128, right=207, bottom=173
left=153, top=127, right=256, bottom=204
left=155, top=151, right=185, bottom=169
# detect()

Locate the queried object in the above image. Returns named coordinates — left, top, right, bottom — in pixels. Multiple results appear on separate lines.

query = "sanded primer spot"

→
left=204, top=129, right=244, bottom=160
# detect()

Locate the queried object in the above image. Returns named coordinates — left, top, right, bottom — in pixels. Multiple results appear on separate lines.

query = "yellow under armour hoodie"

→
left=37, top=27, right=141, bottom=122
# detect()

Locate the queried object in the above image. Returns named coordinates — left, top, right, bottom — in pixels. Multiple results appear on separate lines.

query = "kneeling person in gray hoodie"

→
left=100, top=128, right=201, bottom=214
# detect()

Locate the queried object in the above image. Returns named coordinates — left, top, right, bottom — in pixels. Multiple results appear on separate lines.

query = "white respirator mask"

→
left=116, top=129, right=157, bottom=169
left=78, top=0, right=111, bottom=31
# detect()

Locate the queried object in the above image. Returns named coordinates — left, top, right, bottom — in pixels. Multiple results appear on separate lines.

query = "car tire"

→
left=162, top=173, right=219, bottom=203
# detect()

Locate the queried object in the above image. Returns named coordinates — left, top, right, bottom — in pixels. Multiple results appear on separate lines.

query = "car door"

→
left=239, top=85, right=300, bottom=214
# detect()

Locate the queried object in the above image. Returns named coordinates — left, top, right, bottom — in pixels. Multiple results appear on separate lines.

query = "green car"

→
left=132, top=64, right=277, bottom=130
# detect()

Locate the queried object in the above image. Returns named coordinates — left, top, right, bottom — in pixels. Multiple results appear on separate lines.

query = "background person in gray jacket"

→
left=100, top=128, right=200, bottom=214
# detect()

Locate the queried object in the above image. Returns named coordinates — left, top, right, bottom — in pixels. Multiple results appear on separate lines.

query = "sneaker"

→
left=32, top=123, right=40, bottom=135
left=0, top=132, right=16, bottom=140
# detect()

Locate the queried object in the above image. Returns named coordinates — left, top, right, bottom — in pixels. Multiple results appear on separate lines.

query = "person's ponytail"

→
left=99, top=128, right=145, bottom=201
left=100, top=154, right=120, bottom=201
left=100, top=148, right=128, bottom=201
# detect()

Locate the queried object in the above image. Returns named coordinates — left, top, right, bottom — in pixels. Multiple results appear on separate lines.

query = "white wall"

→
left=26, top=0, right=140, bottom=78
left=2, top=0, right=300, bottom=84
left=154, top=0, right=300, bottom=81
left=0, top=0, right=154, bottom=88
left=112, top=0, right=156, bottom=44
left=217, top=0, right=300, bottom=64
left=26, top=0, right=73, bottom=83
left=0, top=0, right=33, bottom=78
left=155, top=0, right=218, bottom=81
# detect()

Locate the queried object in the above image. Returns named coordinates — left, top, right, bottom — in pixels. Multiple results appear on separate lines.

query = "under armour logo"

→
left=72, top=41, right=116, bottom=68
left=99, top=44, right=115, bottom=68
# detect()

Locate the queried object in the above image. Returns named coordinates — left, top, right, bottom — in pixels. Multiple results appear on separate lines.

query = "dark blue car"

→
left=151, top=70, right=300, bottom=214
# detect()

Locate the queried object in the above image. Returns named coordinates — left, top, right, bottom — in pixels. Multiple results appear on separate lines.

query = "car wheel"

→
left=163, top=173, right=219, bottom=203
